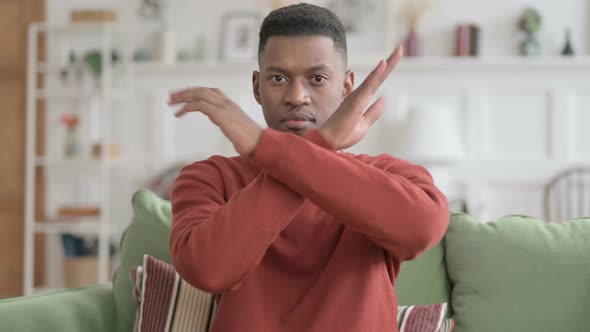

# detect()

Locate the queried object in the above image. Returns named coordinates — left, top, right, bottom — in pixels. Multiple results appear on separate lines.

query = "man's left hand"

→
left=168, top=87, right=263, bottom=156
left=319, top=46, right=403, bottom=150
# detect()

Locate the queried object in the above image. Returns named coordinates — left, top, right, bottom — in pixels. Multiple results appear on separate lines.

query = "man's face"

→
left=253, top=36, right=354, bottom=136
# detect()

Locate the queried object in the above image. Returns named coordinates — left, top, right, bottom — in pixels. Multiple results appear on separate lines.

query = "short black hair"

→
left=258, top=3, right=347, bottom=63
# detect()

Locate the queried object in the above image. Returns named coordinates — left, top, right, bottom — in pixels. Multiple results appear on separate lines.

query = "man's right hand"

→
left=319, top=46, right=403, bottom=150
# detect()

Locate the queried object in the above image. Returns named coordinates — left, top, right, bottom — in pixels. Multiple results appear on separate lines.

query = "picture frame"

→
left=219, top=11, right=262, bottom=62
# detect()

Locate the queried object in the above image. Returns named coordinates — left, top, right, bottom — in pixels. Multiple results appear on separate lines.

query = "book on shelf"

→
left=57, top=206, right=100, bottom=219
left=455, top=24, right=480, bottom=57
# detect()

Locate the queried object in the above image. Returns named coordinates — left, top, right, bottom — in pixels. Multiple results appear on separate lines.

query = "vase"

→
left=64, top=127, right=80, bottom=158
left=561, top=28, right=574, bottom=56
left=404, top=28, right=419, bottom=57
left=519, top=34, right=541, bottom=56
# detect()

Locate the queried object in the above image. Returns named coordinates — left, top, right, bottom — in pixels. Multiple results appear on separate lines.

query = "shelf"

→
left=32, top=22, right=127, bottom=35
left=36, top=63, right=66, bottom=74
left=36, top=89, right=126, bottom=100
left=132, top=56, right=590, bottom=75
left=33, top=220, right=118, bottom=235
left=133, top=61, right=259, bottom=75
left=35, top=156, right=136, bottom=169
left=37, top=62, right=131, bottom=75
left=396, top=56, right=590, bottom=70
left=25, top=21, right=133, bottom=297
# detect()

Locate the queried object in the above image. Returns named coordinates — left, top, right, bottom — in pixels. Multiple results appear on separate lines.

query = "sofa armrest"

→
left=0, top=284, right=116, bottom=332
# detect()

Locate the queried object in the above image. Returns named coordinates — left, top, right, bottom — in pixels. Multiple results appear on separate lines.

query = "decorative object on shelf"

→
left=177, top=49, right=191, bottom=62
left=70, top=9, right=116, bottom=23
left=455, top=24, right=480, bottom=57
left=83, top=49, right=120, bottom=78
left=63, top=256, right=101, bottom=288
left=155, top=26, right=177, bottom=65
left=61, top=235, right=116, bottom=288
left=133, top=48, right=153, bottom=62
left=138, top=0, right=176, bottom=65
left=398, top=104, right=465, bottom=196
left=61, top=114, right=81, bottom=158
left=61, top=234, right=87, bottom=256
left=219, top=12, right=262, bottom=62
left=518, top=7, right=542, bottom=56
left=60, top=51, right=88, bottom=90
left=137, top=0, right=165, bottom=20
left=91, top=142, right=120, bottom=159
left=401, top=0, right=430, bottom=57
left=561, top=27, right=575, bottom=56
left=404, top=29, right=419, bottom=57
left=325, top=0, right=392, bottom=58
left=193, top=33, right=206, bottom=62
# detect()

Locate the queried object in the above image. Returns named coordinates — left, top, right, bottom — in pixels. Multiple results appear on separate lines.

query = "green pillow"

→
left=446, top=213, right=590, bottom=332
left=395, top=237, right=451, bottom=310
left=112, top=190, right=172, bottom=332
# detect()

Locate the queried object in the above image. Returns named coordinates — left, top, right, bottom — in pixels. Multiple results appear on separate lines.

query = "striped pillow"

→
left=130, top=254, right=454, bottom=332
left=131, top=255, right=215, bottom=332
left=437, top=318, right=455, bottom=332
left=397, top=303, right=454, bottom=332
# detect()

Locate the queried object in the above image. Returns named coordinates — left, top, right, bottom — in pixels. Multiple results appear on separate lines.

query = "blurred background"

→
left=2, top=0, right=590, bottom=299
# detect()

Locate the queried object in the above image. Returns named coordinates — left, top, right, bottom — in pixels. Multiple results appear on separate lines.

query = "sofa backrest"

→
left=446, top=212, right=590, bottom=332
left=112, top=190, right=173, bottom=332
left=395, top=236, right=452, bottom=309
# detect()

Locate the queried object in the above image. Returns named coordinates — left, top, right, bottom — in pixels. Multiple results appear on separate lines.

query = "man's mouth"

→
left=281, top=112, right=315, bottom=130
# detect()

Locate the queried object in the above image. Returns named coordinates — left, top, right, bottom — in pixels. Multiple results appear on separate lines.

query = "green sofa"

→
left=2, top=190, right=590, bottom=332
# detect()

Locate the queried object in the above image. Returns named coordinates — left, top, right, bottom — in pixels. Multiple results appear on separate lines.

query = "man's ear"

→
left=252, top=71, right=262, bottom=105
left=343, top=70, right=354, bottom=98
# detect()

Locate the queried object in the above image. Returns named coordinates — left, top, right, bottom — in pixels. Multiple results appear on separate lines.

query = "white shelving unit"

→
left=24, top=23, right=135, bottom=296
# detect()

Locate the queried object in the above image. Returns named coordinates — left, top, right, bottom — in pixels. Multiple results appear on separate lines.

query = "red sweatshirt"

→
left=170, top=128, right=449, bottom=332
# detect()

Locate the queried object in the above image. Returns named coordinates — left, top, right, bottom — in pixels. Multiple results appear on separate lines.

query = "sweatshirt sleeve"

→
left=250, top=128, right=450, bottom=261
left=170, top=132, right=334, bottom=293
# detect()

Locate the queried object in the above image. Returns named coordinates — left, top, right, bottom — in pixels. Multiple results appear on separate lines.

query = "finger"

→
left=168, top=87, right=193, bottom=103
left=210, top=88, right=225, bottom=96
left=357, top=59, right=386, bottom=95
left=169, top=87, right=221, bottom=104
left=381, top=45, right=403, bottom=82
left=174, top=100, right=217, bottom=117
left=362, top=97, right=386, bottom=127
left=387, top=45, right=404, bottom=64
left=168, top=87, right=224, bottom=106
left=345, top=60, right=385, bottom=109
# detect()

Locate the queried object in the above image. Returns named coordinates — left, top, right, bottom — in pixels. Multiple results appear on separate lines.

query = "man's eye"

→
left=312, top=75, right=327, bottom=83
left=271, top=75, right=287, bottom=83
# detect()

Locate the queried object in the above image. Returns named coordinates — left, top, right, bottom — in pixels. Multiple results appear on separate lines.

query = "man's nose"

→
left=284, top=80, right=310, bottom=106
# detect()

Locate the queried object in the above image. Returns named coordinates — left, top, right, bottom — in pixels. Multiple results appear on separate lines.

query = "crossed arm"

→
left=170, top=129, right=448, bottom=293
